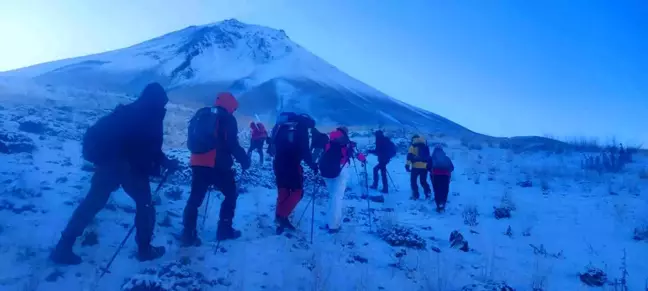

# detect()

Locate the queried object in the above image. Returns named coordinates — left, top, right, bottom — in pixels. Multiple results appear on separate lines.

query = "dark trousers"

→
left=61, top=162, right=154, bottom=247
left=431, top=174, right=450, bottom=207
left=372, top=159, right=389, bottom=190
left=247, top=139, right=264, bottom=164
left=183, top=166, right=238, bottom=232
left=410, top=168, right=431, bottom=198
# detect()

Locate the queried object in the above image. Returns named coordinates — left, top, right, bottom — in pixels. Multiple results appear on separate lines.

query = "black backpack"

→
left=82, top=107, right=126, bottom=164
left=416, top=143, right=430, bottom=160
left=319, top=140, right=346, bottom=178
left=386, top=139, right=397, bottom=158
left=187, top=107, right=220, bottom=154
left=274, top=120, right=300, bottom=154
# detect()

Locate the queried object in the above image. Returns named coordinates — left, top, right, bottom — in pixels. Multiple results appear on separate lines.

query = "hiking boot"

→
left=217, top=223, right=242, bottom=241
left=410, top=195, right=419, bottom=201
left=50, top=236, right=82, bottom=265
left=380, top=188, right=389, bottom=194
left=369, top=184, right=377, bottom=190
left=324, top=224, right=340, bottom=234
left=137, top=245, right=166, bottom=262
left=180, top=229, right=202, bottom=247
left=276, top=216, right=296, bottom=231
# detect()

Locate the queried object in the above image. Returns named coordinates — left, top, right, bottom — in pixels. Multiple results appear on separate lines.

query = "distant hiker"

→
left=272, top=113, right=318, bottom=234
left=310, top=127, right=329, bottom=163
left=182, top=92, right=250, bottom=246
left=248, top=121, right=268, bottom=165
left=319, top=126, right=366, bottom=232
left=51, top=83, right=177, bottom=265
left=405, top=134, right=431, bottom=200
left=368, top=130, right=396, bottom=193
left=428, top=146, right=454, bottom=212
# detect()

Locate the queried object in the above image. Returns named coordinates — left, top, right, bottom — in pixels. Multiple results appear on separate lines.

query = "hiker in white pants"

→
left=325, top=166, right=349, bottom=231
left=319, top=126, right=366, bottom=233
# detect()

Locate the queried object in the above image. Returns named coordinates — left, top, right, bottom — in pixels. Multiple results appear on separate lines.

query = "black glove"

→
left=405, top=164, right=411, bottom=172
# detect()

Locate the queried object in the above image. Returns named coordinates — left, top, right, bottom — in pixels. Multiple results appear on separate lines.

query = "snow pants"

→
left=372, top=159, right=389, bottom=191
left=273, top=161, right=304, bottom=219
left=324, top=167, right=349, bottom=230
left=410, top=168, right=431, bottom=198
left=183, top=166, right=238, bottom=231
left=247, top=139, right=265, bottom=164
left=431, top=174, right=450, bottom=207
left=61, top=162, right=154, bottom=248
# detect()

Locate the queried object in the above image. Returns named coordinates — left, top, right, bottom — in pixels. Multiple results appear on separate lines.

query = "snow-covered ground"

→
left=1, top=82, right=648, bottom=291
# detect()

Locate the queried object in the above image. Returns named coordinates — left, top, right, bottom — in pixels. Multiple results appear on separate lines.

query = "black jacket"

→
left=370, top=136, right=392, bottom=162
left=214, top=107, right=248, bottom=171
left=111, top=83, right=168, bottom=175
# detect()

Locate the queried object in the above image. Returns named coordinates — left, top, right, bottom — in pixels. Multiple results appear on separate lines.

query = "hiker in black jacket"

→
left=183, top=92, right=251, bottom=245
left=51, top=83, right=177, bottom=265
left=368, top=130, right=394, bottom=193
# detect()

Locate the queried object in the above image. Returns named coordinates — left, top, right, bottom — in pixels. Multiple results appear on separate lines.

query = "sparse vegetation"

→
left=462, top=205, right=479, bottom=226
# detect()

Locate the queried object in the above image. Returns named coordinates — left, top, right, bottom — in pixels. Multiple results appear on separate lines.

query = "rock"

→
left=494, top=207, right=512, bottom=219
left=352, top=255, right=368, bottom=264
left=18, top=118, right=49, bottom=135
left=579, top=266, right=607, bottom=287
left=45, top=269, right=65, bottom=282
left=461, top=281, right=515, bottom=291
left=449, top=230, right=469, bottom=252
left=122, top=261, right=219, bottom=291
left=431, top=246, right=441, bottom=253
left=517, top=180, right=533, bottom=188
left=633, top=226, right=648, bottom=241
left=377, top=225, right=426, bottom=249
left=164, top=187, right=184, bottom=201
left=0, top=131, right=36, bottom=154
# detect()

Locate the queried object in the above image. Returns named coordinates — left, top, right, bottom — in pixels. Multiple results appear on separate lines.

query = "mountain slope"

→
left=2, top=19, right=477, bottom=135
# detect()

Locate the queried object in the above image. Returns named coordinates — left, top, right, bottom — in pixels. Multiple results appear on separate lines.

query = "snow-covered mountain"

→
left=2, top=19, right=476, bottom=135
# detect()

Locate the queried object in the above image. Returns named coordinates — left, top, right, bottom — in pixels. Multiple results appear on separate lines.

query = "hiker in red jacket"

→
left=428, top=146, right=454, bottom=212
left=248, top=122, right=268, bottom=165
left=182, top=92, right=250, bottom=246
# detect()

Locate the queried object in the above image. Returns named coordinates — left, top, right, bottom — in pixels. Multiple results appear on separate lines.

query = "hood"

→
left=135, top=82, right=168, bottom=108
left=432, top=147, right=446, bottom=157
left=215, top=92, right=238, bottom=114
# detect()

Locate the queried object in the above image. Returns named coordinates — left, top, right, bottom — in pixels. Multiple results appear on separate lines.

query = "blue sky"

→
left=1, top=0, right=646, bottom=144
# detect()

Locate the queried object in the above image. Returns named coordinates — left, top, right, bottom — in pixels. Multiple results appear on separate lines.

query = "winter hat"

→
left=338, top=126, right=349, bottom=136
left=137, top=82, right=168, bottom=108
left=215, top=92, right=238, bottom=114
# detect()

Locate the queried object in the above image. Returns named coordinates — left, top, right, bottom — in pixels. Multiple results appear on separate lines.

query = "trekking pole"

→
left=201, top=189, right=212, bottom=230
left=310, top=177, right=321, bottom=244
left=363, top=162, right=372, bottom=232
left=97, top=171, right=169, bottom=282
left=387, top=170, right=399, bottom=192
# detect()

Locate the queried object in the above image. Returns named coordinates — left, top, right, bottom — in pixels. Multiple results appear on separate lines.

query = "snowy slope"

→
left=1, top=83, right=648, bottom=290
left=1, top=19, right=478, bottom=136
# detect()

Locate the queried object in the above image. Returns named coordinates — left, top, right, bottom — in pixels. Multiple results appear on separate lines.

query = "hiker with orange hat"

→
left=182, top=92, right=250, bottom=245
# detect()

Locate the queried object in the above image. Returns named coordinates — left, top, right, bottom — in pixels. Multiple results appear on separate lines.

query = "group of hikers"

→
left=49, top=82, right=454, bottom=266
